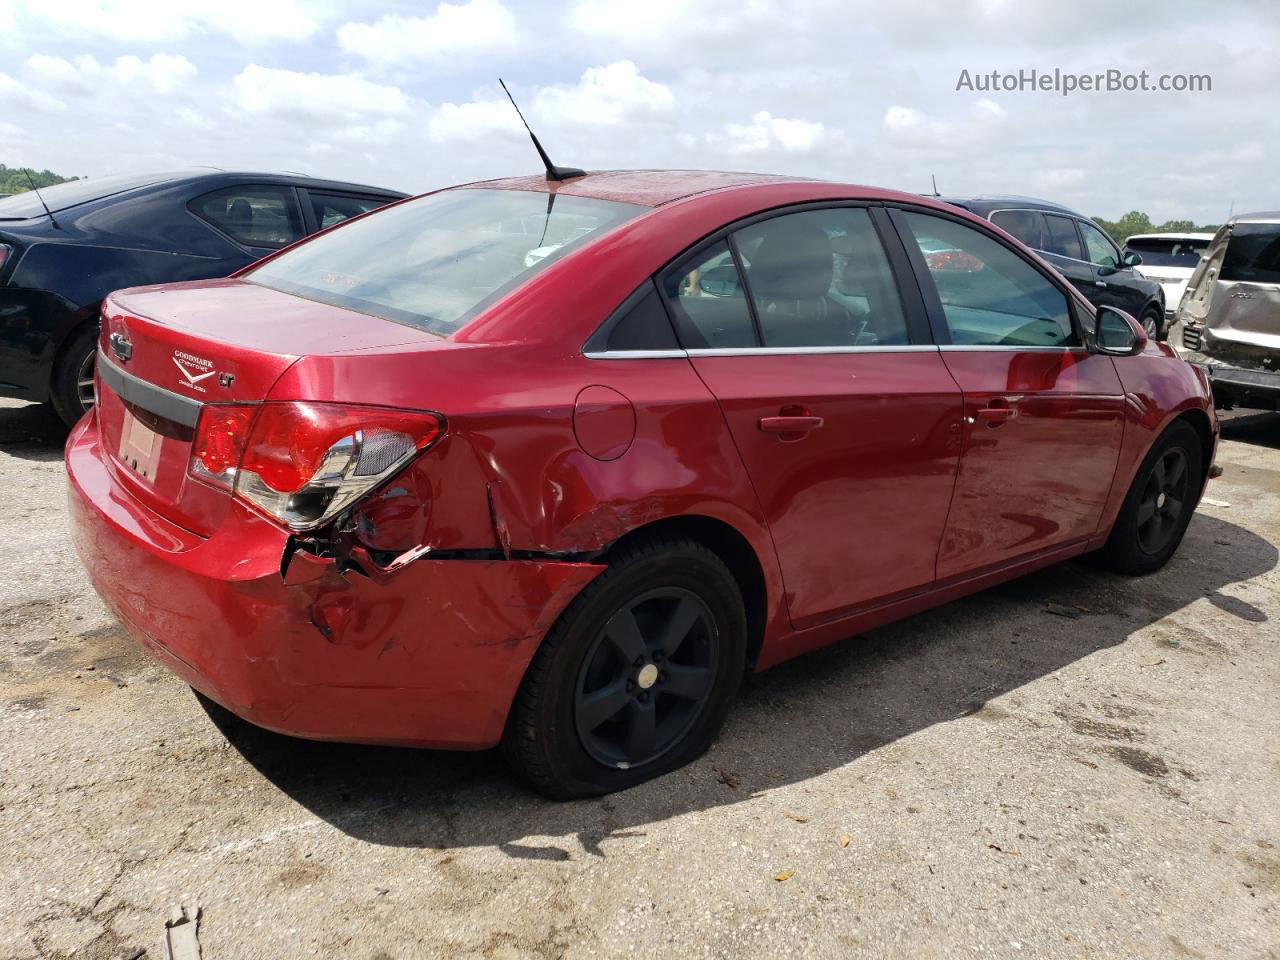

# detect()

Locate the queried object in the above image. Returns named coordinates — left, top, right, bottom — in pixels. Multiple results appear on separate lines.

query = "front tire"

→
left=1139, top=307, right=1164, bottom=341
left=50, top=326, right=99, bottom=429
left=1095, top=420, right=1202, bottom=575
left=503, top=536, right=746, bottom=799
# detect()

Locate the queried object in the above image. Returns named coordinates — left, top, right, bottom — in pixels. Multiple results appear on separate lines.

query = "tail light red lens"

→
left=189, top=401, right=444, bottom=530
left=0, top=244, right=11, bottom=271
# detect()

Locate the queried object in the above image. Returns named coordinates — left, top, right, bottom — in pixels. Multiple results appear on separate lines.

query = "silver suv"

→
left=1175, top=211, right=1280, bottom=410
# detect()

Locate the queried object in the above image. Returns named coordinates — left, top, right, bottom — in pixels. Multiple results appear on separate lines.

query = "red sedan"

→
left=66, top=170, right=1218, bottom=798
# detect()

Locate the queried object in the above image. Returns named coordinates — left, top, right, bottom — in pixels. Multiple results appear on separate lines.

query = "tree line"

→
left=0, top=164, right=78, bottom=196
left=1092, top=210, right=1221, bottom=244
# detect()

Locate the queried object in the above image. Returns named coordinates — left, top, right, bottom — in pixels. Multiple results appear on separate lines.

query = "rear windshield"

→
left=246, top=188, right=646, bottom=335
left=1221, top=223, right=1280, bottom=285
left=0, top=172, right=174, bottom=219
left=1123, top=237, right=1211, bottom=268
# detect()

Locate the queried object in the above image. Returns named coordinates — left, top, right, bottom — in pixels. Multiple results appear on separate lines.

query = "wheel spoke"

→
left=662, top=663, right=711, bottom=701
left=624, top=699, right=656, bottom=759
left=1163, top=495, right=1183, bottom=519
left=1152, top=457, right=1166, bottom=489
left=578, top=678, right=631, bottom=731
left=1136, top=498, right=1157, bottom=526
left=604, top=608, right=647, bottom=663
left=1166, top=454, right=1186, bottom=490
left=654, top=597, right=701, bottom=658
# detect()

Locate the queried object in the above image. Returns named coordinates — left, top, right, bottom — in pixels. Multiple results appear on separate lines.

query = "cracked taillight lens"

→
left=189, top=401, right=444, bottom=531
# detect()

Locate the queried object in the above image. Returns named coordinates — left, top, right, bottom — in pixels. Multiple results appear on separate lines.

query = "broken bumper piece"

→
left=65, top=415, right=604, bottom=749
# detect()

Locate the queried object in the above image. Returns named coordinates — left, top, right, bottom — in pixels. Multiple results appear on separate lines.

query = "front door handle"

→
left=759, top=415, right=824, bottom=433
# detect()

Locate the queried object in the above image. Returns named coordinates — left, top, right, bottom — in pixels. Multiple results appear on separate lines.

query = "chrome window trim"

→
left=938, top=344, right=1086, bottom=353
left=97, top=348, right=202, bottom=427
left=582, top=349, right=689, bottom=360
left=584, top=345, right=940, bottom=359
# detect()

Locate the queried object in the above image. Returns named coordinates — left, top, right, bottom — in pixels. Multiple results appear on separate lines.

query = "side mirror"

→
left=1122, top=250, right=1143, bottom=268
left=698, top=263, right=741, bottom=297
left=1093, top=306, right=1147, bottom=356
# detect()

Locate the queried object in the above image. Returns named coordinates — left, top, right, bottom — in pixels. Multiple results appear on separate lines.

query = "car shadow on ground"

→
left=1218, top=410, right=1280, bottom=450
left=0, top=402, right=69, bottom=462
left=202, top=508, right=1276, bottom=858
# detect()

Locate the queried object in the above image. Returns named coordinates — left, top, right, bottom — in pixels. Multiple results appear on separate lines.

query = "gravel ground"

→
left=1, top=398, right=1277, bottom=960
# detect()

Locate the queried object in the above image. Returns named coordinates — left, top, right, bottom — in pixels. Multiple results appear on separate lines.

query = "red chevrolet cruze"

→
left=66, top=170, right=1217, bottom=797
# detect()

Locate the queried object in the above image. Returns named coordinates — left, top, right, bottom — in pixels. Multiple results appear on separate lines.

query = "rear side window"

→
left=733, top=207, right=908, bottom=346
left=990, top=210, right=1046, bottom=250
left=1042, top=214, right=1084, bottom=260
left=902, top=211, right=1076, bottom=347
left=191, top=186, right=304, bottom=249
left=309, top=192, right=388, bottom=230
left=1221, top=223, right=1280, bottom=284
left=660, top=240, right=757, bottom=348
left=590, top=282, right=679, bottom=352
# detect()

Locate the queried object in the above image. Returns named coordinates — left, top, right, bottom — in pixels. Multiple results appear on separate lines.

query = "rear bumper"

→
left=1187, top=357, right=1280, bottom=407
left=65, top=414, right=604, bottom=748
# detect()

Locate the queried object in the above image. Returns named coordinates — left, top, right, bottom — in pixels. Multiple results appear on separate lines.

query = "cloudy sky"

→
left=1, top=0, right=1275, bottom=223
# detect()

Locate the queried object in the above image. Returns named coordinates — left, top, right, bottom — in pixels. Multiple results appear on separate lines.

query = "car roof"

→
left=1229, top=211, right=1280, bottom=225
left=459, top=168, right=956, bottom=209
left=1125, top=232, right=1216, bottom=242
left=939, top=195, right=1080, bottom=216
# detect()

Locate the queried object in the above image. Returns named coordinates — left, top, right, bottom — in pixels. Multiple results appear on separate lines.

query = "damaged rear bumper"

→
left=65, top=415, right=605, bottom=749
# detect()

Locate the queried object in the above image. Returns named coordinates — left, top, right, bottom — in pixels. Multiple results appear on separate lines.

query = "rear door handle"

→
left=759, top=415, right=824, bottom=433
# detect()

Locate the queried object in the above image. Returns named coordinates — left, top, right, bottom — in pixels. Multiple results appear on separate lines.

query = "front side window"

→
left=733, top=207, right=908, bottom=347
left=990, top=210, right=1046, bottom=250
left=1220, top=223, right=1280, bottom=284
left=247, top=188, right=644, bottom=335
left=660, top=241, right=757, bottom=349
left=1042, top=214, right=1084, bottom=261
left=1079, top=220, right=1120, bottom=267
left=902, top=211, right=1076, bottom=347
left=192, top=186, right=304, bottom=249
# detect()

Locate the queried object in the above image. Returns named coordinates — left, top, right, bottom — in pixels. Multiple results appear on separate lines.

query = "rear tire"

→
left=50, top=326, right=99, bottom=429
left=503, top=536, right=746, bottom=799
left=1095, top=420, right=1202, bottom=575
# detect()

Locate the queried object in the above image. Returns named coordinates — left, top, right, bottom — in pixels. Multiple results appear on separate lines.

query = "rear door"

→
left=663, top=204, right=964, bottom=629
left=890, top=207, right=1125, bottom=580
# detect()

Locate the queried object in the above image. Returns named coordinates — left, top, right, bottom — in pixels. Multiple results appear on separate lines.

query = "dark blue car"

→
left=0, top=169, right=406, bottom=425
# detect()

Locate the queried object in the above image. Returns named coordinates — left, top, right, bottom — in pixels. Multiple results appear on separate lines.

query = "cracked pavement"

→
left=1, top=398, right=1277, bottom=959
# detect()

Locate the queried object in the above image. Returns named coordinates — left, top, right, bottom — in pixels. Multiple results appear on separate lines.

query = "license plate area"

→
left=118, top=408, right=163, bottom=483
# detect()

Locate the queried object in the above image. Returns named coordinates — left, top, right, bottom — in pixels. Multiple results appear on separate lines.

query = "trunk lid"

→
left=96, top=278, right=441, bottom=536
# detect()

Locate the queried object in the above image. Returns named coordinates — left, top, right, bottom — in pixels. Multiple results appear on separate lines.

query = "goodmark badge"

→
left=172, top=349, right=218, bottom=392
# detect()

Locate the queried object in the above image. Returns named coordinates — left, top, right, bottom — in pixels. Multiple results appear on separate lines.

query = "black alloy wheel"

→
left=1135, top=446, right=1190, bottom=555
left=573, top=588, right=718, bottom=769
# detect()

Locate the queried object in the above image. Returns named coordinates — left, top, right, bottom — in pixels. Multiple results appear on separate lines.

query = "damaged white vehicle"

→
left=1175, top=212, right=1280, bottom=410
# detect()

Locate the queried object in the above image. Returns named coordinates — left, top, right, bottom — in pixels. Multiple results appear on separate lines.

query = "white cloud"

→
left=337, top=0, right=517, bottom=63
left=0, top=71, right=65, bottom=113
left=12, top=0, right=319, bottom=44
left=711, top=111, right=828, bottom=155
left=427, top=100, right=523, bottom=144
left=881, top=98, right=1006, bottom=148
left=532, top=62, right=674, bottom=126
left=111, top=54, right=197, bottom=93
left=232, top=66, right=411, bottom=122
left=24, top=53, right=196, bottom=96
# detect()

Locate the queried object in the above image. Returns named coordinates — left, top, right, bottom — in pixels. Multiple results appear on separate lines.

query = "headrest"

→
left=747, top=218, right=834, bottom=301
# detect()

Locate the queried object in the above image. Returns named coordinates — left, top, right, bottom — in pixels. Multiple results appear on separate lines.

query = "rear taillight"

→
left=0, top=244, right=11, bottom=271
left=189, top=402, right=444, bottom=531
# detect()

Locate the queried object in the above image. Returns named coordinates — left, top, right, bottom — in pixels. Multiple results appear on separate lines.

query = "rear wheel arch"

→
left=602, top=515, right=768, bottom=670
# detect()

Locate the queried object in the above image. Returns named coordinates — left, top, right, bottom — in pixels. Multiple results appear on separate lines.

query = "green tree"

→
left=0, top=163, right=78, bottom=196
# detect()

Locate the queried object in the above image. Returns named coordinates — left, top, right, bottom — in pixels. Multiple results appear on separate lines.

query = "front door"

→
left=893, top=208, right=1125, bottom=581
left=660, top=206, right=964, bottom=629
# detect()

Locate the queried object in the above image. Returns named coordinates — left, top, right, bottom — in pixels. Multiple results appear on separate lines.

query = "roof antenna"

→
left=23, top=168, right=60, bottom=229
left=929, top=174, right=940, bottom=197
left=498, top=78, right=585, bottom=182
